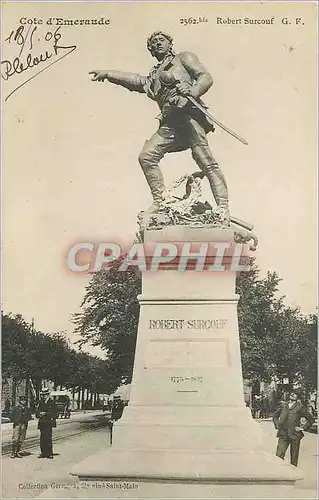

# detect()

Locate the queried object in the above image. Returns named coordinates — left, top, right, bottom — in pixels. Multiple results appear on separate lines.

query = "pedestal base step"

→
left=38, top=481, right=309, bottom=499
left=71, top=447, right=302, bottom=484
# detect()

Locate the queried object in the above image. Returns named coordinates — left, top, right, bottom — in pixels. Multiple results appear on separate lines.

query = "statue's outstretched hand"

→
left=89, top=70, right=109, bottom=82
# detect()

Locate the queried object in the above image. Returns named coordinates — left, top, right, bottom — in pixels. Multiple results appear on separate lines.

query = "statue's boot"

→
left=191, top=145, right=230, bottom=226
left=141, top=166, right=165, bottom=214
left=204, top=164, right=230, bottom=226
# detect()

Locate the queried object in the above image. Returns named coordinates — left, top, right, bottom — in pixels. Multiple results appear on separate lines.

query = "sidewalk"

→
left=2, top=420, right=316, bottom=499
left=2, top=427, right=110, bottom=499
left=257, top=420, right=317, bottom=495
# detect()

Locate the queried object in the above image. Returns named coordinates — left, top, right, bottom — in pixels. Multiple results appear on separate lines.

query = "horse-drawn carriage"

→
left=50, top=391, right=72, bottom=419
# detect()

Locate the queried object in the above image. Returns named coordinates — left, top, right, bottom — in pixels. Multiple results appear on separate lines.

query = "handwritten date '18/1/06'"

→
left=1, top=25, right=76, bottom=100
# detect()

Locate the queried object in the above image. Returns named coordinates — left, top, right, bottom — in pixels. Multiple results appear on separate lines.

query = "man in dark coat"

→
left=10, top=395, right=32, bottom=458
left=111, top=396, right=125, bottom=422
left=4, top=397, right=11, bottom=415
left=36, top=388, right=58, bottom=459
left=273, top=389, right=314, bottom=466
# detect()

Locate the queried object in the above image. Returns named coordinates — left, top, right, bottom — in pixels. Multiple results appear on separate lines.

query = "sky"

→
left=2, top=1, right=317, bottom=355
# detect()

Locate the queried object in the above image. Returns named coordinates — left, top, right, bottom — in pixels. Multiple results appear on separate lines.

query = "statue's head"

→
left=147, top=31, right=174, bottom=60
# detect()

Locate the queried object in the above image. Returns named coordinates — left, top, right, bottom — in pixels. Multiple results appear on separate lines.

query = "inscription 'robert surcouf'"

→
left=216, top=16, right=276, bottom=25
left=149, top=319, right=227, bottom=330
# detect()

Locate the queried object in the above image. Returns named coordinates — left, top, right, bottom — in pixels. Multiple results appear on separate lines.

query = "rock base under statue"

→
left=70, top=227, right=302, bottom=497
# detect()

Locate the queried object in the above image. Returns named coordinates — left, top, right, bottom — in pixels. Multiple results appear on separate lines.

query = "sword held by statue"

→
left=159, top=74, right=248, bottom=146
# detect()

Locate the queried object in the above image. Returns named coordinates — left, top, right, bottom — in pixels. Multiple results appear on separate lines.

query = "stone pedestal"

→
left=72, top=227, right=302, bottom=497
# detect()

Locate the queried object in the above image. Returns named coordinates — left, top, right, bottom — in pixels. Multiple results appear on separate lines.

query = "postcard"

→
left=2, top=1, right=317, bottom=499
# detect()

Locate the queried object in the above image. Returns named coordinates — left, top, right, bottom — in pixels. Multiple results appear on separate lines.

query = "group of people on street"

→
left=9, top=389, right=128, bottom=458
left=8, top=387, right=314, bottom=468
left=251, top=394, right=271, bottom=419
left=10, top=387, right=58, bottom=459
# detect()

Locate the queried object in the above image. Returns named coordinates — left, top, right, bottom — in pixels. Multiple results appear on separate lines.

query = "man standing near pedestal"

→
left=273, top=389, right=314, bottom=467
left=111, top=396, right=125, bottom=422
left=89, top=31, right=229, bottom=223
left=36, top=388, right=58, bottom=459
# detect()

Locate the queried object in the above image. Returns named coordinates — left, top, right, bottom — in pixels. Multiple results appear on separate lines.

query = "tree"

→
left=74, top=261, right=317, bottom=394
left=74, top=260, right=141, bottom=384
left=236, top=265, right=283, bottom=381
left=237, top=265, right=317, bottom=394
left=1, top=312, right=118, bottom=404
left=302, top=315, right=318, bottom=394
left=2, top=313, right=31, bottom=381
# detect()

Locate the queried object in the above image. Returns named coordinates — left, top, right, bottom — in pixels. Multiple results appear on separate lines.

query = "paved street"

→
left=1, top=411, right=110, bottom=456
left=1, top=411, right=111, bottom=499
left=1, top=419, right=317, bottom=499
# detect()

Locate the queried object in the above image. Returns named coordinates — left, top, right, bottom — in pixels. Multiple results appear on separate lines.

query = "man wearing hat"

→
left=36, top=388, right=58, bottom=459
left=273, top=389, right=314, bottom=466
left=111, top=396, right=125, bottom=422
left=89, top=31, right=229, bottom=224
left=10, top=395, right=32, bottom=458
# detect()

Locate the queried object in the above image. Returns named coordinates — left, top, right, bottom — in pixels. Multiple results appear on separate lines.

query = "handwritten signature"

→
left=1, top=25, right=76, bottom=101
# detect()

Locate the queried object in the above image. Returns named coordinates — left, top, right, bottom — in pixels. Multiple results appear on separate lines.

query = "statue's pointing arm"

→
left=179, top=52, right=213, bottom=98
left=89, top=70, right=148, bottom=93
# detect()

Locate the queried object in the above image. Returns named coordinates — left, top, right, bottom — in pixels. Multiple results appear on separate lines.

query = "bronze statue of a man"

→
left=90, top=31, right=229, bottom=221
